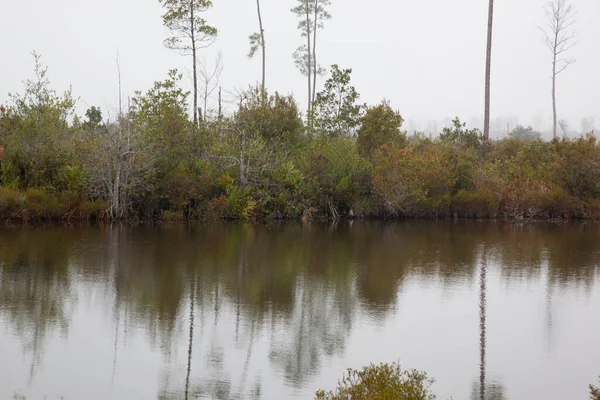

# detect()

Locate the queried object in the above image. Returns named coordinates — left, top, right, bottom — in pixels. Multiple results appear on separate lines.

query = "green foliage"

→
left=509, top=125, right=542, bottom=141
left=237, top=87, right=304, bottom=144
left=248, top=32, right=263, bottom=59
left=372, top=143, right=454, bottom=216
left=357, top=100, right=405, bottom=159
left=80, top=199, right=108, bottom=219
left=130, top=69, right=191, bottom=151
left=24, top=188, right=66, bottom=220
left=302, top=136, right=371, bottom=216
left=311, top=65, right=364, bottom=138
left=591, top=378, right=600, bottom=400
left=160, top=0, right=217, bottom=52
left=5, top=53, right=600, bottom=223
left=315, top=362, right=436, bottom=400
left=222, top=181, right=256, bottom=220
left=160, top=209, right=185, bottom=222
left=0, top=187, right=25, bottom=216
left=84, top=106, right=103, bottom=129
left=439, top=118, right=484, bottom=150
left=4, top=52, right=76, bottom=189
left=554, top=133, right=600, bottom=200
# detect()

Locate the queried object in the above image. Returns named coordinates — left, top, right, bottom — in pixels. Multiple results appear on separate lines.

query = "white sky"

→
left=0, top=0, right=599, bottom=138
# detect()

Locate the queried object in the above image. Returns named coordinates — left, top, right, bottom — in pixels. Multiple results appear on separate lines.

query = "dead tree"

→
left=540, top=0, right=578, bottom=139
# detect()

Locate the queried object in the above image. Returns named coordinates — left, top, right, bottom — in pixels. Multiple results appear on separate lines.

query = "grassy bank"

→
left=3, top=129, right=600, bottom=223
left=3, top=59, right=600, bottom=223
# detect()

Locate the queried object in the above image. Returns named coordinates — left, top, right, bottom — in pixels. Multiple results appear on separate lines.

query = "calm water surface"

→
left=0, top=222, right=599, bottom=399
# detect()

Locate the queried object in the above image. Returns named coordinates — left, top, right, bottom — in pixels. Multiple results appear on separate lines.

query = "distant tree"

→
left=508, top=125, right=542, bottom=141
left=84, top=120, right=155, bottom=219
left=85, top=106, right=103, bottom=129
left=237, top=86, right=304, bottom=144
left=357, top=100, right=406, bottom=159
left=540, top=0, right=578, bottom=139
left=311, top=65, right=364, bottom=138
left=6, top=52, right=76, bottom=188
left=581, top=117, right=595, bottom=135
left=248, top=0, right=266, bottom=99
left=484, top=0, right=495, bottom=141
left=129, top=69, right=191, bottom=163
left=198, top=52, right=223, bottom=121
left=439, top=118, right=484, bottom=149
left=309, top=0, right=331, bottom=106
left=291, top=0, right=331, bottom=115
left=159, top=0, right=218, bottom=128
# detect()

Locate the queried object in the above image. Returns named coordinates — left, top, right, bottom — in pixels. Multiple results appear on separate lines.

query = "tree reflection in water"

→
left=1, top=222, right=599, bottom=399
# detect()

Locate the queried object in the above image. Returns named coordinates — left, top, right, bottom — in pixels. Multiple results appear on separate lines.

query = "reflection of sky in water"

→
left=0, top=222, right=598, bottom=400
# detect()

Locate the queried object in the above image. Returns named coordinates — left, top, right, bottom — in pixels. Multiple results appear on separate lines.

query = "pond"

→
left=0, top=222, right=599, bottom=399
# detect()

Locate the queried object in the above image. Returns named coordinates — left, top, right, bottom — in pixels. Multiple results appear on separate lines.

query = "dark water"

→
left=0, top=222, right=599, bottom=400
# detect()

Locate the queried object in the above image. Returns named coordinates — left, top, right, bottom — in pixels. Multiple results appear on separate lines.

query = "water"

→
left=0, top=222, right=599, bottom=400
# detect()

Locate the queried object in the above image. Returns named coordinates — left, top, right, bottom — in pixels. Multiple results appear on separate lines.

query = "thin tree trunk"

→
left=552, top=32, right=558, bottom=139
left=240, top=129, right=247, bottom=188
left=204, top=84, right=209, bottom=121
left=483, top=0, right=494, bottom=141
left=116, top=52, right=122, bottom=118
left=191, top=2, right=198, bottom=128
left=305, top=2, right=312, bottom=115
left=256, top=0, right=266, bottom=100
left=218, top=86, right=222, bottom=119
left=312, top=1, right=318, bottom=105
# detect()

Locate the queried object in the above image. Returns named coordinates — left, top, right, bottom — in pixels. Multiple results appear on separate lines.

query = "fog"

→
left=1, top=0, right=598, bottom=139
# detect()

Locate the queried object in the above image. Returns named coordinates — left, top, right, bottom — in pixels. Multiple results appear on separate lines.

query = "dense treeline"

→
left=1, top=56, right=600, bottom=222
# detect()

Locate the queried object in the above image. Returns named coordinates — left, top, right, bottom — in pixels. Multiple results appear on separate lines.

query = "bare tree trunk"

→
left=305, top=2, right=312, bottom=115
left=190, top=2, right=198, bottom=128
left=204, top=83, right=209, bottom=120
left=552, top=32, right=558, bottom=139
left=541, top=0, right=578, bottom=141
left=312, top=1, right=318, bottom=105
left=116, top=52, right=123, bottom=118
left=483, top=0, right=494, bottom=141
left=256, top=0, right=266, bottom=100
left=240, top=129, right=247, bottom=188
left=218, top=86, right=222, bottom=119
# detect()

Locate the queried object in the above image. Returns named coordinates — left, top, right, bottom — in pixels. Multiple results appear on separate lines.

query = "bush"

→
left=160, top=209, right=185, bottom=222
left=591, top=378, right=600, bottom=400
left=373, top=142, right=454, bottom=216
left=555, top=134, right=600, bottom=200
left=80, top=199, right=108, bottom=219
left=302, top=136, right=371, bottom=217
left=24, top=188, right=66, bottom=219
left=452, top=190, right=499, bottom=218
left=315, top=362, right=436, bottom=400
left=0, top=186, right=25, bottom=216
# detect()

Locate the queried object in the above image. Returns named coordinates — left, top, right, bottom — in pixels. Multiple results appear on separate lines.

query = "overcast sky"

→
left=1, top=0, right=598, bottom=138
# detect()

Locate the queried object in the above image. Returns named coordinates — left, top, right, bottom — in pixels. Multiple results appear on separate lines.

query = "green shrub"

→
left=555, top=134, right=600, bottom=200
left=302, top=136, right=372, bottom=217
left=80, top=199, right=108, bottom=219
left=24, top=188, right=66, bottom=219
left=160, top=209, right=185, bottom=222
left=452, top=190, right=499, bottom=218
left=591, top=378, right=600, bottom=400
left=204, top=196, right=228, bottom=221
left=0, top=186, right=25, bottom=216
left=315, top=362, right=436, bottom=400
left=583, top=199, right=600, bottom=219
left=535, top=187, right=579, bottom=219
